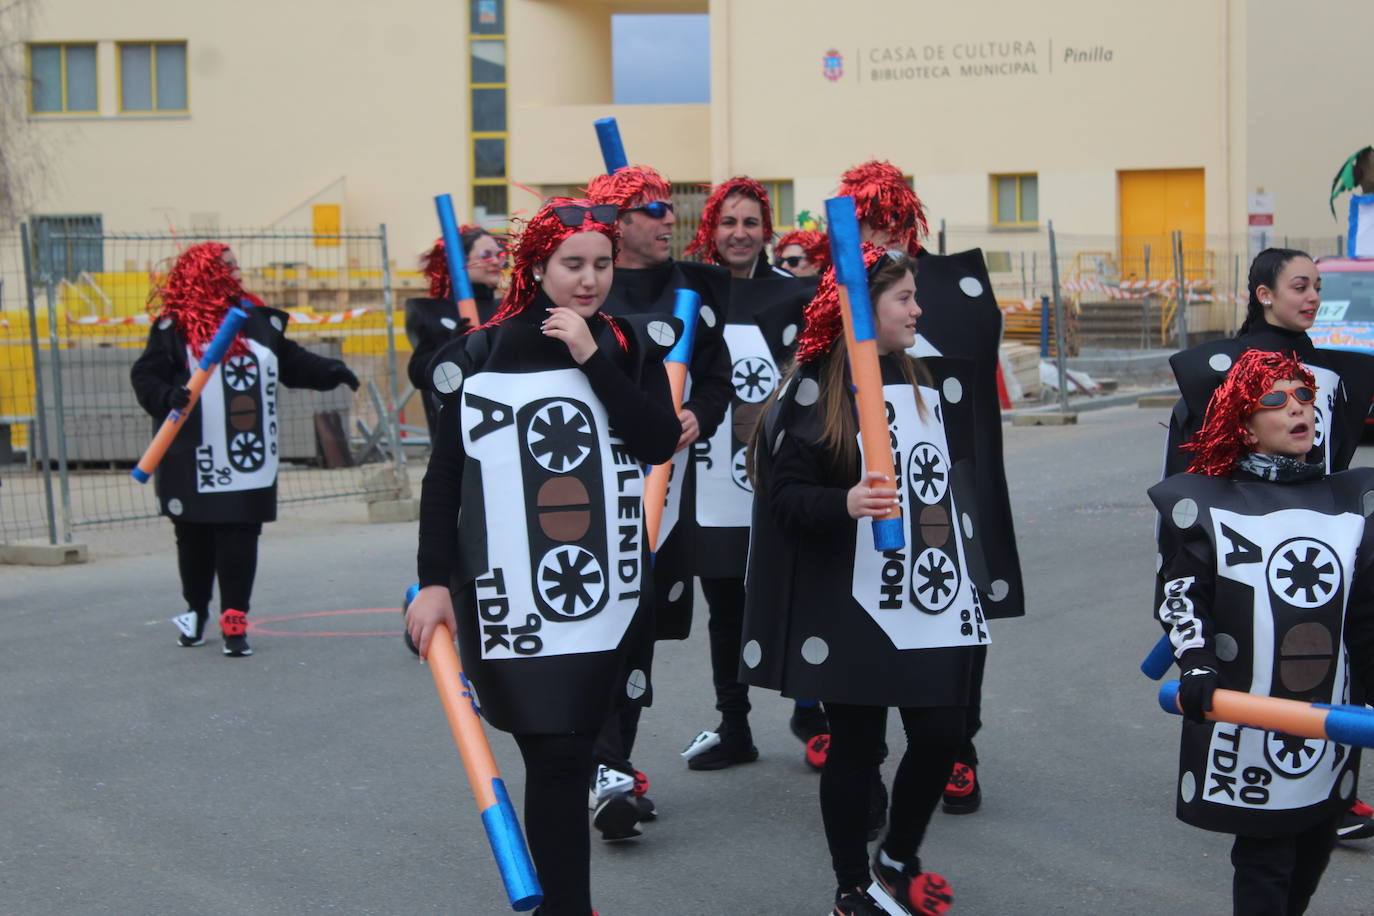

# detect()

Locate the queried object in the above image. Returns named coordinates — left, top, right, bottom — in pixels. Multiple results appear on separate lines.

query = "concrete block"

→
left=1012, top=412, right=1078, bottom=427
left=1, top=540, right=89, bottom=565
left=368, top=499, right=419, bottom=523
left=1138, top=394, right=1177, bottom=408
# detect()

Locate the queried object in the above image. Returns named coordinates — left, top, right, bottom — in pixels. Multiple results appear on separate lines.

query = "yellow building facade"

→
left=11, top=0, right=1371, bottom=268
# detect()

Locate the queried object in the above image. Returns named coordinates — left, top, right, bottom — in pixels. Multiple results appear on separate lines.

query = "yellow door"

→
left=1118, top=169, right=1205, bottom=282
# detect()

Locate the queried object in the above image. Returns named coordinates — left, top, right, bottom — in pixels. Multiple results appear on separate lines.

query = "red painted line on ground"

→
left=248, top=608, right=402, bottom=637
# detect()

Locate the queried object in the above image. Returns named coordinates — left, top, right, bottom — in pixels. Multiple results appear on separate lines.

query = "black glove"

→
left=1178, top=666, right=1221, bottom=724
left=331, top=363, right=361, bottom=392
left=164, top=385, right=192, bottom=413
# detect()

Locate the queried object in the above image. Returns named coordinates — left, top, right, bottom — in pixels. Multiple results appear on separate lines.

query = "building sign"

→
left=822, top=39, right=1115, bottom=84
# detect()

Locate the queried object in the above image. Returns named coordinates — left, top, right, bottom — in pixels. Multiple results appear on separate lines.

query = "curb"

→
left=1002, top=386, right=1177, bottom=420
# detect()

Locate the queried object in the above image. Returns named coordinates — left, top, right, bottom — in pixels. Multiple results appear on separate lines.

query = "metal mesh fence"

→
left=937, top=223, right=1349, bottom=355
left=0, top=226, right=423, bottom=545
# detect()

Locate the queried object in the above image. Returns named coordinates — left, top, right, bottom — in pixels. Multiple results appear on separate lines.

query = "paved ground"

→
left=3, top=404, right=1372, bottom=915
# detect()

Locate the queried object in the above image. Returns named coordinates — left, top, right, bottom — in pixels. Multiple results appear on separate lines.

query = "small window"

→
left=473, top=137, right=506, bottom=179
left=761, top=181, right=795, bottom=232
left=473, top=185, right=508, bottom=222
left=471, top=39, right=505, bottom=83
left=471, top=87, right=506, bottom=132
left=991, top=174, right=1038, bottom=227
left=119, top=42, right=188, bottom=112
left=33, top=214, right=104, bottom=281
left=29, top=43, right=98, bottom=114
left=471, top=0, right=504, bottom=35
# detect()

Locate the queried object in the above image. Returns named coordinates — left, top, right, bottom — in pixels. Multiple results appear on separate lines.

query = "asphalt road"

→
left=3, top=404, right=1371, bottom=915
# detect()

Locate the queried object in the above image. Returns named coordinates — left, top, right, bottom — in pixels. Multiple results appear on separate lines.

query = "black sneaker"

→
left=686, top=723, right=759, bottom=771
left=867, top=772, right=888, bottom=842
left=942, top=762, right=980, bottom=815
left=872, top=851, right=954, bottom=916
left=173, top=610, right=207, bottom=647
left=1338, top=799, right=1374, bottom=840
left=592, top=793, right=641, bottom=842
left=833, top=887, right=888, bottom=916
left=790, top=702, right=829, bottom=743
left=221, top=609, right=252, bottom=657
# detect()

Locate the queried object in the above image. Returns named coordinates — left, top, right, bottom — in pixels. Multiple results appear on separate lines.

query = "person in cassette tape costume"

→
left=405, top=199, right=679, bottom=915
left=405, top=226, right=505, bottom=437
left=835, top=159, right=1026, bottom=818
left=1161, top=246, right=1374, bottom=840
left=678, top=176, right=825, bottom=772
left=130, top=242, right=359, bottom=657
left=743, top=245, right=991, bottom=916
left=1151, top=348, right=1374, bottom=915
left=581, top=164, right=734, bottom=836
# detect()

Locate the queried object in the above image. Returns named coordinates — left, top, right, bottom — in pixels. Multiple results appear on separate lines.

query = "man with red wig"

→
left=774, top=229, right=829, bottom=278
left=1150, top=348, right=1374, bottom=915
left=130, top=242, right=359, bottom=656
left=678, top=177, right=827, bottom=772
left=583, top=164, right=734, bottom=836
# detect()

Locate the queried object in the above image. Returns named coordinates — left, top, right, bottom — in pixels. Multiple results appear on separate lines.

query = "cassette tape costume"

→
left=680, top=177, right=823, bottom=771
left=405, top=227, right=504, bottom=436
left=582, top=164, right=734, bottom=837
left=130, top=242, right=359, bottom=656
left=838, top=159, right=1025, bottom=817
left=406, top=199, right=679, bottom=915
left=1160, top=248, right=1374, bottom=840
left=1150, top=349, right=1374, bottom=916
left=743, top=246, right=983, bottom=916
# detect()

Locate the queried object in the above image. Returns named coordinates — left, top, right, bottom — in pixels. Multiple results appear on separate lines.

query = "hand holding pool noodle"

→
left=824, top=195, right=904, bottom=551
left=130, top=304, right=249, bottom=483
left=405, top=585, right=542, bottom=911
left=433, top=194, right=482, bottom=326
left=1158, top=679, right=1374, bottom=749
left=644, top=289, right=700, bottom=553
left=593, top=117, right=628, bottom=173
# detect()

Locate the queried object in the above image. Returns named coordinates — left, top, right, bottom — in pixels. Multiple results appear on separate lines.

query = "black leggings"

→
left=172, top=521, right=262, bottom=614
left=1230, top=813, right=1341, bottom=916
left=821, top=703, right=966, bottom=890
left=513, top=732, right=597, bottom=916
left=701, top=576, right=750, bottom=723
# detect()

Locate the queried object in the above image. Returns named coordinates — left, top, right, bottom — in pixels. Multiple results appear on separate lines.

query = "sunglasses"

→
left=1254, top=386, right=1316, bottom=410
left=626, top=201, right=674, bottom=219
left=468, top=250, right=507, bottom=265
left=551, top=204, right=619, bottom=227
left=777, top=255, right=807, bottom=269
left=866, top=248, right=907, bottom=280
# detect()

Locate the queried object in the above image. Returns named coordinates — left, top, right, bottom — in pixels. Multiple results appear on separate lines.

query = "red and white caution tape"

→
left=64, top=307, right=374, bottom=326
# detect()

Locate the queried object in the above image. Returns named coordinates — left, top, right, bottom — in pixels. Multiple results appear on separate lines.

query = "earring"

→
left=533, top=273, right=542, bottom=282
left=1262, top=300, right=1272, bottom=306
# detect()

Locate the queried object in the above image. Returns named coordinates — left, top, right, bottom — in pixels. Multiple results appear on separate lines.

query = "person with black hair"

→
left=1161, top=247, right=1374, bottom=841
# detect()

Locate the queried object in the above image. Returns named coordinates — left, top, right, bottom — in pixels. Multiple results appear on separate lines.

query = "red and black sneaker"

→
left=632, top=770, right=656, bottom=821
left=220, top=609, right=252, bottom=657
left=1338, top=798, right=1374, bottom=840
left=942, top=762, right=979, bottom=815
left=806, top=733, right=831, bottom=770
left=872, top=853, right=954, bottom=916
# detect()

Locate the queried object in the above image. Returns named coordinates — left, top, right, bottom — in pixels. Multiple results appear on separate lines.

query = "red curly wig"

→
left=794, top=243, right=891, bottom=364
left=774, top=229, right=830, bottom=274
left=585, top=164, right=673, bottom=210
left=836, top=160, right=928, bottom=256
left=685, top=177, right=773, bottom=264
left=1181, top=349, right=1317, bottom=476
left=148, top=241, right=260, bottom=357
left=482, top=198, right=627, bottom=350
